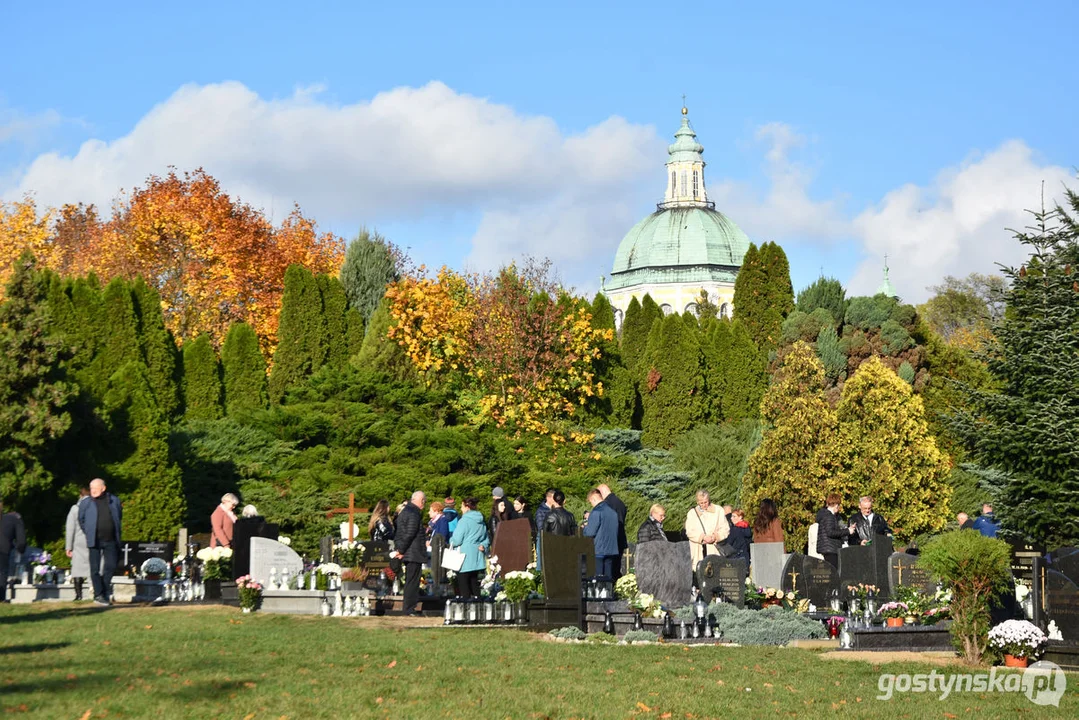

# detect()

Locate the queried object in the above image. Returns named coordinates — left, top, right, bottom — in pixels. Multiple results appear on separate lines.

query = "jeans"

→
left=88, top=540, right=118, bottom=601
left=596, top=555, right=616, bottom=580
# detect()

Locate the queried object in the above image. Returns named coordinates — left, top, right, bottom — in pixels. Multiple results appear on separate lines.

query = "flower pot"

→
left=1003, top=654, right=1028, bottom=668
left=886, top=617, right=904, bottom=628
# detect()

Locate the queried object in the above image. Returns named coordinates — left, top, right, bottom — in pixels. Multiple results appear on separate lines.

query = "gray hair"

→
left=222, top=493, right=240, bottom=505
left=241, top=504, right=258, bottom=518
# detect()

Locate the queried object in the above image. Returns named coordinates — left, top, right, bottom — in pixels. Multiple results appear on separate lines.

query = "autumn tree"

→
left=221, top=322, right=268, bottom=417
left=0, top=198, right=55, bottom=298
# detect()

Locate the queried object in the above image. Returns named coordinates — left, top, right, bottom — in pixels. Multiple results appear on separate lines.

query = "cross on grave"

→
left=896, top=562, right=904, bottom=585
left=787, top=567, right=800, bottom=588
left=325, top=493, right=367, bottom=542
left=121, top=543, right=133, bottom=567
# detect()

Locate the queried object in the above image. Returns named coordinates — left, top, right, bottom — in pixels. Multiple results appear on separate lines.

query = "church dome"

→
left=605, top=107, right=750, bottom=292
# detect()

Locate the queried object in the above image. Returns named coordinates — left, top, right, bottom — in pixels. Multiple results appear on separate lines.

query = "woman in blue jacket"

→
left=449, top=497, right=489, bottom=598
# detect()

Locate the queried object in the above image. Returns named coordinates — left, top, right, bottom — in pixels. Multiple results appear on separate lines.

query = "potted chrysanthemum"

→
left=878, top=601, right=909, bottom=628
left=236, top=575, right=263, bottom=613
left=988, top=619, right=1047, bottom=668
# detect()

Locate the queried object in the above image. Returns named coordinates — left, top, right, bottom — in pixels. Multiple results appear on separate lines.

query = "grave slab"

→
left=249, top=537, right=304, bottom=588
left=540, top=533, right=595, bottom=602
left=492, top=518, right=532, bottom=573
left=838, top=537, right=894, bottom=595
left=697, top=556, right=747, bottom=608
left=888, top=552, right=936, bottom=597
left=750, top=542, right=786, bottom=589
left=802, top=555, right=839, bottom=608
left=635, top=540, right=692, bottom=609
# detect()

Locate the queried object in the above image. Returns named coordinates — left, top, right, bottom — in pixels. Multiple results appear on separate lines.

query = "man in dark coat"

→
left=583, top=489, right=620, bottom=579
left=542, top=490, right=577, bottom=537
left=636, top=504, right=668, bottom=544
left=391, top=490, right=427, bottom=616
left=849, top=496, right=891, bottom=545
left=956, top=512, right=975, bottom=531
left=78, top=478, right=122, bottom=606
left=1, top=499, right=27, bottom=602
left=597, top=484, right=627, bottom=582
left=815, top=493, right=848, bottom=570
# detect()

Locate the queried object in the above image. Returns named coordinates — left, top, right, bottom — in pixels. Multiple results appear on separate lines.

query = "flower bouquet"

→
left=988, top=619, right=1047, bottom=666
left=615, top=574, right=639, bottom=600
left=333, top=540, right=366, bottom=568
left=196, top=546, right=233, bottom=581
left=878, top=601, right=909, bottom=627
left=140, top=557, right=168, bottom=580
left=315, top=563, right=342, bottom=591
left=921, top=605, right=950, bottom=625
left=628, top=591, right=665, bottom=619
left=502, top=570, right=537, bottom=603
left=236, top=575, right=263, bottom=612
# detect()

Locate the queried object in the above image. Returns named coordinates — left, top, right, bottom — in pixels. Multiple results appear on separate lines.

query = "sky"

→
left=2, top=1, right=1077, bottom=302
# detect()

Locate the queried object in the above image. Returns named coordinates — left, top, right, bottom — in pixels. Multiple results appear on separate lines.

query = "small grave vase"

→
left=886, top=617, right=904, bottom=628
left=1003, top=654, right=1029, bottom=669
left=678, top=620, right=687, bottom=640
left=632, top=612, right=644, bottom=631
left=603, top=610, right=615, bottom=635
left=444, top=600, right=454, bottom=625
left=515, top=600, right=528, bottom=624
left=839, top=625, right=853, bottom=649
left=662, top=614, right=674, bottom=639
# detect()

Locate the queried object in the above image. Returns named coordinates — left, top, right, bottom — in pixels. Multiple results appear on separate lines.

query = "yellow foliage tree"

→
left=0, top=197, right=55, bottom=298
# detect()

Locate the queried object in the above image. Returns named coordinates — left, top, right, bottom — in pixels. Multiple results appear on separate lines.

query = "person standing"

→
left=542, top=490, right=577, bottom=537
left=534, top=488, right=555, bottom=570
left=815, top=494, right=847, bottom=569
left=849, top=496, right=891, bottom=545
left=78, top=478, right=122, bottom=606
left=443, top=497, right=459, bottom=534
left=391, top=490, right=427, bottom=616
left=1, top=499, right=27, bottom=603
left=684, top=490, right=730, bottom=569
left=972, top=504, right=1000, bottom=537
left=636, top=504, right=668, bottom=544
left=727, top=509, right=753, bottom=563
left=368, top=499, right=395, bottom=542
left=427, top=501, right=450, bottom=545
left=596, top=484, right=628, bottom=582
left=210, top=493, right=240, bottom=548
left=583, top=489, right=619, bottom=579
left=956, top=512, right=974, bottom=530
left=752, top=498, right=784, bottom=545
left=65, top=487, right=92, bottom=601
left=449, top=497, right=489, bottom=598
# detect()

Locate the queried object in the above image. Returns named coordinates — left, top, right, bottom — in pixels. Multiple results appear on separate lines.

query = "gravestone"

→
left=319, top=536, right=333, bottom=564
left=492, top=517, right=532, bottom=573
left=1053, top=548, right=1079, bottom=586
left=231, top=516, right=278, bottom=578
left=839, top=537, right=894, bottom=595
left=430, top=534, right=446, bottom=588
left=1009, top=539, right=1046, bottom=587
left=750, top=542, right=786, bottom=589
left=697, top=556, right=747, bottom=608
left=124, top=541, right=175, bottom=573
left=249, top=537, right=304, bottom=587
left=1044, top=570, right=1079, bottom=643
left=802, top=555, right=840, bottom=608
left=540, top=532, right=595, bottom=601
left=361, top=541, right=392, bottom=592
left=635, top=540, right=693, bottom=608
left=780, top=553, right=808, bottom=599
left=888, top=552, right=936, bottom=597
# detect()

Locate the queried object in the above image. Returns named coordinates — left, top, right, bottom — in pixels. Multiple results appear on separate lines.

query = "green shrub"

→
left=919, top=531, right=1011, bottom=665
left=623, top=630, right=659, bottom=643
left=707, top=603, right=826, bottom=645
left=549, top=626, right=586, bottom=640
left=586, top=632, right=617, bottom=644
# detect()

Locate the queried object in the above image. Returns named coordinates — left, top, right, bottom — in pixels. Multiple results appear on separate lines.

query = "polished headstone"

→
left=492, top=517, right=532, bottom=573
left=634, top=540, right=692, bottom=609
left=697, top=556, right=747, bottom=608
left=1053, top=548, right=1079, bottom=586
left=1009, top=539, right=1046, bottom=586
left=361, top=541, right=392, bottom=592
left=540, top=532, right=595, bottom=601
left=838, top=537, right=894, bottom=595
left=249, top=537, right=304, bottom=587
left=780, top=552, right=808, bottom=598
left=802, top=555, right=840, bottom=608
left=1044, top=570, right=1079, bottom=644
left=123, top=541, right=175, bottom=573
left=750, top=542, right=786, bottom=589
left=231, top=516, right=278, bottom=579
left=888, top=552, right=936, bottom=597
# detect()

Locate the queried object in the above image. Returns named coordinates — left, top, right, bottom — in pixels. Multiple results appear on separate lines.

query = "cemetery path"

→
left=820, top=650, right=962, bottom=666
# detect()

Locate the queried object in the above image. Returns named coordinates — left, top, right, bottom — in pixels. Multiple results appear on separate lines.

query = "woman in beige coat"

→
left=684, top=490, right=730, bottom=568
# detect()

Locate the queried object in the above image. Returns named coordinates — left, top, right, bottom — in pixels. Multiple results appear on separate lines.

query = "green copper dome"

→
left=605, top=206, right=751, bottom=291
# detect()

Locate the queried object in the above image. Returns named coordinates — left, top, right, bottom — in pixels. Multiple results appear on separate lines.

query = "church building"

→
left=603, top=106, right=751, bottom=328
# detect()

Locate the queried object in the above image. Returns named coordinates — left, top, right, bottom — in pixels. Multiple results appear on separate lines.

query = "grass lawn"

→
left=1, top=603, right=1074, bottom=719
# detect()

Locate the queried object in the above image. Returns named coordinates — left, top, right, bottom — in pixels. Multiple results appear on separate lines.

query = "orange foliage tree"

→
left=385, top=261, right=612, bottom=441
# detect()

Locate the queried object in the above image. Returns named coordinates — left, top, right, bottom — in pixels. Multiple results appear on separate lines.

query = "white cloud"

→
left=849, top=141, right=1075, bottom=302
left=0, top=107, right=63, bottom=145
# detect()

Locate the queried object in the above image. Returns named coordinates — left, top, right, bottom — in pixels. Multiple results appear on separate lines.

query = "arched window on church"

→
left=720, top=303, right=730, bottom=319
left=680, top=171, right=687, bottom=197
left=692, top=170, right=699, bottom=199
left=685, top=302, right=699, bottom=317
left=671, top=171, right=676, bottom=197
left=660, top=303, right=674, bottom=316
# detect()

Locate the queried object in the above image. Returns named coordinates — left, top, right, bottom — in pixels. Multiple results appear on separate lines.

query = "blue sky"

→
left=2, top=1, right=1076, bottom=300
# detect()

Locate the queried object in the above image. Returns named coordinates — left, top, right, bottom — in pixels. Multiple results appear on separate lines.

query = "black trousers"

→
left=88, top=540, right=118, bottom=601
left=823, top=553, right=839, bottom=570
left=0, top=552, right=8, bottom=601
left=402, top=560, right=422, bottom=613
left=456, top=570, right=481, bottom=598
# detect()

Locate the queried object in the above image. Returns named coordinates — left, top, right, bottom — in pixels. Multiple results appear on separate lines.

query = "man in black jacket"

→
left=636, top=504, right=668, bottom=544
left=542, top=490, right=577, bottom=537
left=815, top=493, right=848, bottom=569
left=78, top=478, right=122, bottom=606
left=1, top=500, right=27, bottom=602
left=849, top=496, right=891, bottom=545
left=391, top=491, right=427, bottom=616
left=597, top=484, right=627, bottom=582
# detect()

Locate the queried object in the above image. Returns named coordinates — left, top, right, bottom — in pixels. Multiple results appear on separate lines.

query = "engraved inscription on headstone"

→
left=838, top=536, right=894, bottom=595
left=361, top=541, right=392, bottom=591
left=249, top=537, right=304, bottom=588
left=1044, top=569, right=1079, bottom=643
left=888, top=552, right=936, bottom=597
left=697, top=556, right=747, bottom=608
left=125, top=541, right=175, bottom=572
left=780, top=552, right=808, bottom=599
left=1009, top=539, right=1046, bottom=586
left=802, top=555, right=839, bottom=608
left=635, top=540, right=693, bottom=609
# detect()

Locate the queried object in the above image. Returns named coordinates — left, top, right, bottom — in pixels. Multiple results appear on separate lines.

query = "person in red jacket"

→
left=210, top=493, right=240, bottom=548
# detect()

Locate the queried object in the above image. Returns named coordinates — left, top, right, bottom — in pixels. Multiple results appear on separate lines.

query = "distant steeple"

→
left=876, top=255, right=899, bottom=299
left=661, top=103, right=711, bottom=209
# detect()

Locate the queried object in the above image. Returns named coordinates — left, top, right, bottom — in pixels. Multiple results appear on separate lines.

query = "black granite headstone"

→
left=1053, top=548, right=1079, bottom=586
left=361, top=541, right=392, bottom=592
left=888, top=552, right=936, bottom=597
left=802, top=555, right=839, bottom=608
left=1009, top=539, right=1046, bottom=586
left=780, top=552, right=808, bottom=599
left=540, top=532, right=595, bottom=601
left=122, top=541, right=175, bottom=573
left=1044, top=570, right=1079, bottom=644
left=697, top=556, right=747, bottom=608
left=838, top=537, right=894, bottom=595
left=635, top=540, right=693, bottom=608
left=319, top=536, right=333, bottom=564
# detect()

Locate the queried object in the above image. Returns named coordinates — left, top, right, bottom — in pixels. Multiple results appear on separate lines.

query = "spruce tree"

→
left=317, top=273, right=350, bottom=369
left=721, top=320, right=768, bottom=421
left=952, top=203, right=1079, bottom=546
left=221, top=322, right=267, bottom=416
left=131, top=278, right=180, bottom=420
left=815, top=324, right=847, bottom=382
left=733, top=241, right=795, bottom=355
left=338, top=228, right=399, bottom=323
left=182, top=334, right=224, bottom=421
left=796, top=276, right=847, bottom=325
left=640, top=314, right=703, bottom=447
left=0, top=253, right=76, bottom=507
left=269, top=265, right=325, bottom=403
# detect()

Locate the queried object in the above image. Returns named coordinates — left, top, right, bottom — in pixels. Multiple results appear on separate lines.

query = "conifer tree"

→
left=317, top=273, right=350, bottom=369
left=699, top=319, right=726, bottom=422
left=952, top=202, right=1079, bottom=546
left=131, top=278, right=180, bottom=420
left=338, top=228, right=399, bottom=324
left=815, top=324, right=847, bottom=382
left=0, top=253, right=76, bottom=508
left=86, top=278, right=141, bottom=399
left=221, top=322, right=267, bottom=416
left=104, top=361, right=185, bottom=541
left=269, top=265, right=325, bottom=403
left=344, top=308, right=365, bottom=360
left=733, top=241, right=795, bottom=355
left=66, top=276, right=103, bottom=372
left=355, top=295, right=412, bottom=378
left=621, top=294, right=661, bottom=374
left=796, top=276, right=847, bottom=325
left=720, top=320, right=767, bottom=421
left=182, top=334, right=223, bottom=421
left=581, top=292, right=618, bottom=425
left=640, top=314, right=703, bottom=447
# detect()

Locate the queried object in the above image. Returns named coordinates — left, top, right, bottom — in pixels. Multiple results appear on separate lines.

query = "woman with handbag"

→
left=683, top=490, right=730, bottom=568
left=449, top=497, right=489, bottom=598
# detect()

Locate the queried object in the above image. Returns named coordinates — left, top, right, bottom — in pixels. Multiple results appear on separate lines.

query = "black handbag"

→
left=696, top=509, right=736, bottom=557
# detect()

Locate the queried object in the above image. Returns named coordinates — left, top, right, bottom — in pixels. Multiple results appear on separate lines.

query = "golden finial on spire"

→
left=681, top=94, right=688, bottom=115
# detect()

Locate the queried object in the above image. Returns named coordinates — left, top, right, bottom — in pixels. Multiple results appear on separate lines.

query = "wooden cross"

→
left=325, top=493, right=365, bottom=542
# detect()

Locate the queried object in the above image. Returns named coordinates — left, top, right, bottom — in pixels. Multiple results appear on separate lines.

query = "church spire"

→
left=876, top=255, right=899, bottom=298
left=661, top=104, right=710, bottom=209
